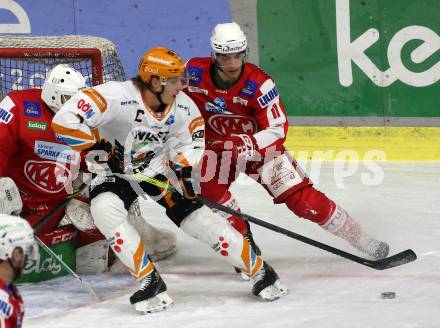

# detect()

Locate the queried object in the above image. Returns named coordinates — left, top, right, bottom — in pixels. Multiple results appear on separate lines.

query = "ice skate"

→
left=129, top=269, right=173, bottom=314
left=354, top=234, right=390, bottom=260
left=252, top=262, right=288, bottom=301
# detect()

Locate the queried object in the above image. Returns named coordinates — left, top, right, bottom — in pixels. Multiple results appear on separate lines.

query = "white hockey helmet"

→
left=41, top=64, right=87, bottom=112
left=210, top=22, right=247, bottom=55
left=0, top=214, right=38, bottom=263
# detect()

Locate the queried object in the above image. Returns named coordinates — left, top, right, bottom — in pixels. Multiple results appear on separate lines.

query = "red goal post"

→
left=0, top=35, right=126, bottom=99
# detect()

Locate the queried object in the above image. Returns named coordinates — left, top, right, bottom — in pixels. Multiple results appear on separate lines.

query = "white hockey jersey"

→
left=52, top=80, right=205, bottom=176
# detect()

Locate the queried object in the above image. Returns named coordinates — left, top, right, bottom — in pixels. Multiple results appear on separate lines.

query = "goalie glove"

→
left=209, top=134, right=258, bottom=162
left=0, top=177, right=23, bottom=215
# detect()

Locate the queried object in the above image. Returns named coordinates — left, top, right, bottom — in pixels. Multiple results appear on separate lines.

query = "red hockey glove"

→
left=209, top=134, right=258, bottom=162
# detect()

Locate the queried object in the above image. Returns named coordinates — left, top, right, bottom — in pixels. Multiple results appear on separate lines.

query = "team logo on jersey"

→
left=0, top=108, right=13, bottom=124
left=24, top=101, right=41, bottom=117
left=24, top=160, right=72, bottom=193
left=257, top=86, right=279, bottom=108
left=240, top=80, right=258, bottom=98
left=208, top=114, right=257, bottom=136
left=188, top=66, right=203, bottom=84
left=27, top=120, right=47, bottom=130
left=34, top=140, right=79, bottom=164
left=165, top=114, right=175, bottom=125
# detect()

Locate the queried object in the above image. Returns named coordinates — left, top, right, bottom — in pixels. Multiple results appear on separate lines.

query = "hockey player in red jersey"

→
left=0, top=64, right=87, bottom=235
left=0, top=214, right=38, bottom=328
left=185, top=22, right=390, bottom=263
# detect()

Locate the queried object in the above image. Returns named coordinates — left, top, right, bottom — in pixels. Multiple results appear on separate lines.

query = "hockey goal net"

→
left=0, top=35, right=126, bottom=99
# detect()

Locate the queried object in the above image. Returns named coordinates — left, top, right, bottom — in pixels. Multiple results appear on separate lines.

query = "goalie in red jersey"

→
left=185, top=22, right=389, bottom=274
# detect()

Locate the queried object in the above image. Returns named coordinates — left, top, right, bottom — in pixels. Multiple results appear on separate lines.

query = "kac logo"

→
left=336, top=0, right=440, bottom=87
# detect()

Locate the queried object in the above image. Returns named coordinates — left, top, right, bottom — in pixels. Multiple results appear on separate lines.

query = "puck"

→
left=380, top=292, right=396, bottom=299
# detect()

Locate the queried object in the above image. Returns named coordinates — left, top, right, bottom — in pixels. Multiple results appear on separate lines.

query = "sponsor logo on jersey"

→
left=240, top=80, right=258, bottom=98
left=134, top=129, right=169, bottom=143
left=77, top=98, right=95, bottom=119
left=121, top=100, right=139, bottom=106
left=24, top=160, right=72, bottom=193
left=0, top=299, right=12, bottom=317
left=82, top=88, right=107, bottom=113
left=27, top=120, right=47, bottom=130
left=187, top=86, right=208, bottom=95
left=34, top=140, right=79, bottom=164
left=24, top=101, right=41, bottom=117
left=188, top=66, right=203, bottom=84
left=165, top=114, right=175, bottom=125
left=257, top=86, right=279, bottom=108
left=0, top=96, right=15, bottom=112
left=0, top=108, right=13, bottom=124
left=233, top=97, right=248, bottom=106
left=215, top=89, right=228, bottom=94
left=205, top=97, right=230, bottom=114
left=208, top=114, right=257, bottom=136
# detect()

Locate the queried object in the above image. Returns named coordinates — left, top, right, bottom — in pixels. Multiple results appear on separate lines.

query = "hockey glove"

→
left=209, top=134, right=258, bottom=162
left=85, top=139, right=124, bottom=174
left=175, top=166, right=198, bottom=200
left=0, top=177, right=23, bottom=215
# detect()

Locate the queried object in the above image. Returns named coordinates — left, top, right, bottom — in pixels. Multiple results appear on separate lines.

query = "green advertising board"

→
left=257, top=0, right=440, bottom=120
left=15, top=237, right=76, bottom=284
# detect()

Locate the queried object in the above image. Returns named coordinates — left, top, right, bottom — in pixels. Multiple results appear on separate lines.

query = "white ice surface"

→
left=21, top=162, right=440, bottom=328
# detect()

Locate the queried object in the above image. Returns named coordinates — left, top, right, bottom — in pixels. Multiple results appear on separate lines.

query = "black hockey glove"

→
left=175, top=166, right=198, bottom=200
left=85, top=139, right=124, bottom=174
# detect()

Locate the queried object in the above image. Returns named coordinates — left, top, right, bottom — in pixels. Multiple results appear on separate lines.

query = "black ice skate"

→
left=354, top=234, right=390, bottom=260
left=129, top=269, right=173, bottom=314
left=252, top=262, right=288, bottom=301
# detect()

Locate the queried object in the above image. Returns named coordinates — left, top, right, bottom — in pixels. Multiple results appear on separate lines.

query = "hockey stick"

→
left=33, top=182, right=88, bottom=233
left=130, top=173, right=417, bottom=270
left=35, top=236, right=100, bottom=301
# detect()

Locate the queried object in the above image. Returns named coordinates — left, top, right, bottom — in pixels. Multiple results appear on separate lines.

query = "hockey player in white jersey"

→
left=52, top=47, right=287, bottom=314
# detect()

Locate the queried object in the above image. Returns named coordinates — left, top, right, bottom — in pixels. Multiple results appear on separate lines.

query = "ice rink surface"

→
left=21, top=162, right=440, bottom=328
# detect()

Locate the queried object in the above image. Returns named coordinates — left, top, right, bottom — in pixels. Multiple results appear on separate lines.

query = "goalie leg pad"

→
left=180, top=205, right=263, bottom=276
left=128, top=214, right=177, bottom=262
left=76, top=239, right=110, bottom=274
left=65, top=198, right=97, bottom=233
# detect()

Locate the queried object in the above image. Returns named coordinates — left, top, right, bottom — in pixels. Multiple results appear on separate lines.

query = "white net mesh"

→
left=0, top=35, right=126, bottom=98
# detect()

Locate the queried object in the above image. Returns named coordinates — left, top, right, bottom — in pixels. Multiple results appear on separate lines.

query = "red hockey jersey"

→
left=0, top=89, right=80, bottom=221
left=0, top=281, right=23, bottom=328
left=185, top=57, right=288, bottom=155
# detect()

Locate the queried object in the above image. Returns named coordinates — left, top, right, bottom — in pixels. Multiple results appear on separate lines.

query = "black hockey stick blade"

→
left=364, top=249, right=417, bottom=270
